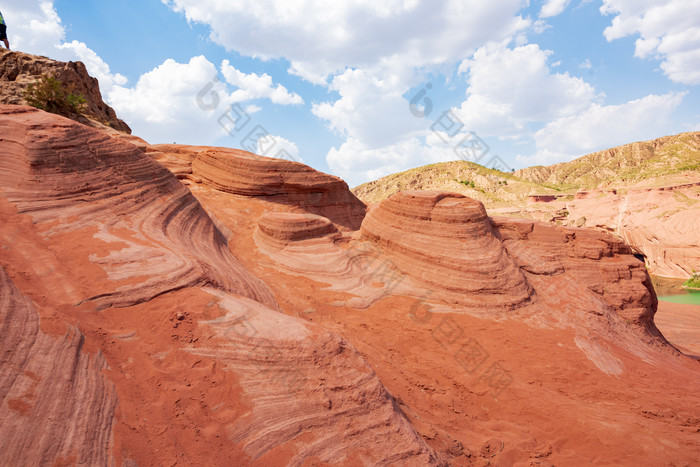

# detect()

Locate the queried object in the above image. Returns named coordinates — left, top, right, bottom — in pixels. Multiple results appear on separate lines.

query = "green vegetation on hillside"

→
left=352, top=160, right=558, bottom=207
left=514, top=132, right=700, bottom=190
left=352, top=132, right=700, bottom=207
left=24, top=74, right=86, bottom=117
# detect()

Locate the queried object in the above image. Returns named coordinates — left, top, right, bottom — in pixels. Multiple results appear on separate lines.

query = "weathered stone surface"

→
left=0, top=105, right=437, bottom=466
left=0, top=265, right=117, bottom=466
left=566, top=186, right=700, bottom=279
left=1, top=104, right=699, bottom=466
left=360, top=190, right=533, bottom=311
left=0, top=49, right=131, bottom=132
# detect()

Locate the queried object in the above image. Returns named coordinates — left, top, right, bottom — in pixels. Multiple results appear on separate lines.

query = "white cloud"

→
left=601, top=0, right=700, bottom=84
left=4, top=1, right=127, bottom=93
left=108, top=56, right=231, bottom=144
left=164, top=0, right=534, bottom=185
left=312, top=62, right=426, bottom=147
left=314, top=32, right=599, bottom=185
left=454, top=41, right=598, bottom=138
left=164, top=0, right=530, bottom=76
left=258, top=135, right=304, bottom=163
left=520, top=92, right=686, bottom=164
left=579, top=58, right=593, bottom=69
left=221, top=60, right=303, bottom=105
left=326, top=134, right=465, bottom=187
left=3, top=0, right=64, bottom=53
left=287, top=61, right=330, bottom=86
left=540, top=0, right=571, bottom=18
left=245, top=104, right=262, bottom=114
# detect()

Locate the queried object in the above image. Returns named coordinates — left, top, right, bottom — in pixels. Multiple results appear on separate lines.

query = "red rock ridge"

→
left=492, top=218, right=667, bottom=351
left=0, top=105, right=439, bottom=465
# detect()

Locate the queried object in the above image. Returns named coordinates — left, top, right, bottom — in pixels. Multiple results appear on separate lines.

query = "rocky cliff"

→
left=0, top=48, right=130, bottom=133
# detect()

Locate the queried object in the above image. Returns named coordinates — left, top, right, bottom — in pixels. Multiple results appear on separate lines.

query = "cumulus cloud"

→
left=326, top=134, right=467, bottom=187
left=108, top=56, right=232, bottom=144
left=164, top=0, right=530, bottom=75
left=519, top=92, right=687, bottom=164
left=312, top=62, right=426, bottom=148
left=4, top=1, right=303, bottom=150
left=601, top=0, right=700, bottom=85
left=540, top=0, right=571, bottom=18
left=454, top=41, right=598, bottom=138
left=314, top=35, right=599, bottom=184
left=221, top=60, right=303, bottom=105
left=164, top=0, right=535, bottom=184
left=258, top=134, right=304, bottom=163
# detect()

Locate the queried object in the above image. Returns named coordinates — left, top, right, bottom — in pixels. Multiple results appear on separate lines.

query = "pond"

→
left=651, top=276, right=700, bottom=306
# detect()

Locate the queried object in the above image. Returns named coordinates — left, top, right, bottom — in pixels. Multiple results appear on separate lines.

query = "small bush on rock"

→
left=24, top=74, right=86, bottom=117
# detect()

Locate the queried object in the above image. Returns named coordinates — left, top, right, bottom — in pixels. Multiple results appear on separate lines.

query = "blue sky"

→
left=3, top=0, right=699, bottom=186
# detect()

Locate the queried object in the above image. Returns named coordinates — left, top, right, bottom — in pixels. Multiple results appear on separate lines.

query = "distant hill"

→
left=351, top=160, right=557, bottom=208
left=352, top=131, right=700, bottom=207
left=514, top=131, right=700, bottom=190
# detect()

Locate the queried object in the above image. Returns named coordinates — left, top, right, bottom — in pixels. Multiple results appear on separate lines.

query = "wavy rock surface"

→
left=191, top=289, right=439, bottom=466
left=360, top=191, right=532, bottom=311
left=492, top=217, right=670, bottom=371
left=0, top=265, right=117, bottom=465
left=192, top=147, right=367, bottom=230
left=253, top=190, right=669, bottom=353
left=140, top=144, right=367, bottom=230
left=0, top=105, right=275, bottom=310
left=0, top=105, right=438, bottom=465
left=2, top=101, right=699, bottom=465
left=253, top=211, right=419, bottom=308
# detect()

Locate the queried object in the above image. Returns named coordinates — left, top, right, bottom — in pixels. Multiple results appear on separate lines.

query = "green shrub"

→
left=23, top=74, right=86, bottom=117
left=684, top=274, right=700, bottom=289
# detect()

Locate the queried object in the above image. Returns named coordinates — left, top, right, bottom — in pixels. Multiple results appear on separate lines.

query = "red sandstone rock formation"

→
left=0, top=265, right=117, bottom=465
left=146, top=144, right=367, bottom=231
left=361, top=191, right=533, bottom=311
left=0, top=105, right=275, bottom=310
left=0, top=105, right=436, bottom=465
left=1, top=104, right=699, bottom=466
left=566, top=186, right=700, bottom=278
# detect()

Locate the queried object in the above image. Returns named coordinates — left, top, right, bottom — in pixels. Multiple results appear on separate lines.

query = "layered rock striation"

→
left=361, top=191, right=533, bottom=311
left=0, top=265, right=117, bottom=465
left=0, top=105, right=438, bottom=465
left=0, top=105, right=275, bottom=309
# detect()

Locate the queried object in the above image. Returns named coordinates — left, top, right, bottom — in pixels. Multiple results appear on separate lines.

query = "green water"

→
left=657, top=294, right=700, bottom=306
left=652, top=276, right=700, bottom=306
